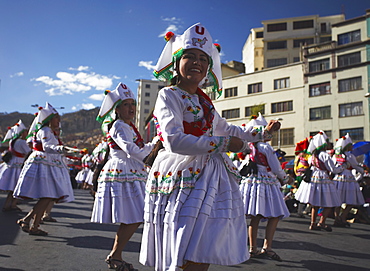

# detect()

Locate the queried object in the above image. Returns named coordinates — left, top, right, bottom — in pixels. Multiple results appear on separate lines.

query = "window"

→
left=338, top=30, right=361, bottom=45
left=267, top=58, right=287, bottom=68
left=271, top=101, right=293, bottom=113
left=271, top=128, right=294, bottom=147
left=144, top=100, right=150, bottom=105
left=145, top=84, right=151, bottom=89
left=224, top=87, right=238, bottom=98
left=245, top=105, right=265, bottom=117
left=248, top=83, right=262, bottom=94
left=267, top=22, right=287, bottom=32
left=256, top=32, right=263, bottom=38
left=222, top=108, right=240, bottom=119
left=158, top=85, right=165, bottom=90
left=207, top=91, right=216, bottom=100
left=274, top=77, right=290, bottom=90
left=309, top=106, right=331, bottom=120
left=339, top=128, right=363, bottom=141
left=320, top=23, right=328, bottom=33
left=293, top=38, right=314, bottom=47
left=293, top=20, right=314, bottom=29
left=339, top=77, right=362, bottom=92
left=338, top=52, right=361, bottom=67
left=145, top=92, right=150, bottom=97
left=309, top=82, right=331, bottom=97
left=267, top=41, right=287, bottom=50
left=309, top=58, right=330, bottom=72
left=144, top=109, right=150, bottom=114
left=293, top=57, right=300, bottom=62
left=339, top=102, right=363, bottom=117
left=310, top=130, right=332, bottom=142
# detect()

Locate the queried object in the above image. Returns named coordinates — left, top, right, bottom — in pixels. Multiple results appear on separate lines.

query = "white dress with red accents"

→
left=91, top=120, right=154, bottom=224
left=239, top=141, right=290, bottom=220
left=13, top=126, right=74, bottom=203
left=332, top=152, right=365, bottom=206
left=0, top=139, right=30, bottom=192
left=139, top=86, right=270, bottom=271
left=295, top=151, right=342, bottom=207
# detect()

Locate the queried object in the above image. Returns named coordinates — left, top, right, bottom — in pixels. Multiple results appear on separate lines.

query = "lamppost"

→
left=276, top=118, right=283, bottom=149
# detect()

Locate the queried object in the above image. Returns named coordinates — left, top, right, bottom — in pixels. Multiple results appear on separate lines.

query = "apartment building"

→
left=135, top=79, right=166, bottom=136
left=243, top=14, right=345, bottom=73
left=302, top=9, right=370, bottom=143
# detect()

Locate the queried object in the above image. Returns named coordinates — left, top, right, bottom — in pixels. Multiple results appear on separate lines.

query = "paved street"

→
left=1, top=189, right=370, bottom=271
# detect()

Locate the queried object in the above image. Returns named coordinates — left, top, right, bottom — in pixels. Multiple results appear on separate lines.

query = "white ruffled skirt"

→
left=333, top=170, right=365, bottom=206
left=0, top=156, right=25, bottom=192
left=13, top=151, right=74, bottom=203
left=239, top=165, right=290, bottom=220
left=139, top=153, right=248, bottom=271
left=91, top=156, right=147, bottom=224
left=295, top=169, right=341, bottom=207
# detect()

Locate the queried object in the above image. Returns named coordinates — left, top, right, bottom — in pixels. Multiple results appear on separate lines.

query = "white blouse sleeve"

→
left=258, top=142, right=286, bottom=180
left=38, top=128, right=64, bottom=153
left=213, top=112, right=268, bottom=142
left=153, top=88, right=229, bottom=155
left=346, top=152, right=364, bottom=174
left=111, top=121, right=152, bottom=162
left=14, top=139, right=31, bottom=154
left=320, top=152, right=343, bottom=174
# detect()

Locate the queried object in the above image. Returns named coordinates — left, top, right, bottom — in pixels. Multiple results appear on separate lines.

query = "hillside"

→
left=0, top=108, right=104, bottom=152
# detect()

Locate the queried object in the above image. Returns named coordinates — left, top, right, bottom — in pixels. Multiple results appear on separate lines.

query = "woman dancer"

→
left=295, top=131, right=343, bottom=232
left=332, top=134, right=364, bottom=226
left=0, top=120, right=30, bottom=212
left=239, top=113, right=291, bottom=262
left=139, top=23, right=281, bottom=271
left=14, top=103, right=75, bottom=236
left=91, top=83, right=155, bottom=271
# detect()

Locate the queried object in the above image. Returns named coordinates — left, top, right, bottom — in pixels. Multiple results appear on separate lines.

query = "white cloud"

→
left=81, top=103, right=96, bottom=110
left=138, top=61, right=156, bottom=71
left=10, top=72, right=24, bottom=78
left=89, top=93, right=105, bottom=101
left=158, top=17, right=183, bottom=37
left=68, top=66, right=90, bottom=71
left=32, top=68, right=120, bottom=96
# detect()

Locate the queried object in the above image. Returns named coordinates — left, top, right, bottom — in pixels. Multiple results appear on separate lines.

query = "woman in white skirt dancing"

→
left=139, top=23, right=281, bottom=271
left=239, top=113, right=291, bottom=262
left=14, top=103, right=75, bottom=236
left=0, top=120, right=30, bottom=212
left=295, top=131, right=343, bottom=232
left=332, top=134, right=364, bottom=227
left=91, top=83, right=155, bottom=271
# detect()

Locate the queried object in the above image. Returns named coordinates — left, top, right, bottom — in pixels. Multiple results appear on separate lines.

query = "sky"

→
left=0, top=0, right=369, bottom=115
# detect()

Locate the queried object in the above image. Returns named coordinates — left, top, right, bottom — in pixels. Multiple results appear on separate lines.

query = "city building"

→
left=242, top=14, right=345, bottom=73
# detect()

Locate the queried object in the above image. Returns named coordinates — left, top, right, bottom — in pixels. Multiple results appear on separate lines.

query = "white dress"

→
left=239, top=142, right=290, bottom=220
left=13, top=126, right=74, bottom=203
left=75, top=154, right=93, bottom=184
left=91, top=120, right=154, bottom=224
left=139, top=86, right=267, bottom=271
left=0, top=139, right=30, bottom=192
left=295, top=151, right=342, bottom=207
left=332, top=152, right=365, bottom=206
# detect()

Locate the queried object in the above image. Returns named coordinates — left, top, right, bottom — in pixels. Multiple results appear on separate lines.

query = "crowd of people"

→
left=1, top=22, right=369, bottom=271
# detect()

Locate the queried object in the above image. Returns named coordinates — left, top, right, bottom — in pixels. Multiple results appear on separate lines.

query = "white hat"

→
left=334, top=133, right=352, bottom=154
left=307, top=130, right=328, bottom=154
left=244, top=112, right=269, bottom=141
left=27, top=102, right=59, bottom=138
left=2, top=119, right=27, bottom=143
left=96, top=82, right=135, bottom=133
left=153, top=22, right=222, bottom=97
